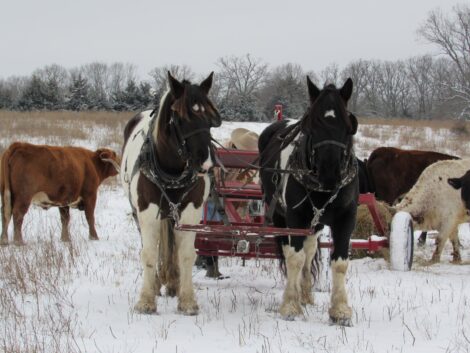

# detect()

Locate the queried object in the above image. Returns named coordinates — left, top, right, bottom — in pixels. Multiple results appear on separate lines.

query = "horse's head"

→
left=300, top=77, right=358, bottom=191
left=159, top=72, right=221, bottom=173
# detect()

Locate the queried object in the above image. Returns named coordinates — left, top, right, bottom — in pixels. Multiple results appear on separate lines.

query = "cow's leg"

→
left=59, top=207, right=71, bottom=242
left=83, top=194, right=98, bottom=240
left=1, top=191, right=12, bottom=245
left=450, top=231, right=462, bottom=264
left=12, top=200, right=30, bottom=246
left=431, top=220, right=459, bottom=264
left=300, top=234, right=318, bottom=306
left=280, top=242, right=305, bottom=319
left=134, top=205, right=160, bottom=314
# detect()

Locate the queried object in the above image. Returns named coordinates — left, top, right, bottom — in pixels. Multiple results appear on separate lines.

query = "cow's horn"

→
left=102, top=158, right=121, bottom=173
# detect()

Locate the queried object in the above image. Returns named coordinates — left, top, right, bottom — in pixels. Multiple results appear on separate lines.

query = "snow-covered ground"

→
left=1, top=121, right=470, bottom=353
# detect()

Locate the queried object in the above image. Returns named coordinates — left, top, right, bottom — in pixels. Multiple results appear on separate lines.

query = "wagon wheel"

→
left=389, top=211, right=414, bottom=271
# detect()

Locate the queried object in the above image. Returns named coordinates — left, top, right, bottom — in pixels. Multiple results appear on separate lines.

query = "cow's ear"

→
left=448, top=177, right=462, bottom=190
left=98, top=150, right=112, bottom=160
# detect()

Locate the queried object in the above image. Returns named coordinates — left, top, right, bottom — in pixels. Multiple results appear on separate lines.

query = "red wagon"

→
left=176, top=148, right=414, bottom=271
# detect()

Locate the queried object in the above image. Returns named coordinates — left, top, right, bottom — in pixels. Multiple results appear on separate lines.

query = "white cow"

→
left=396, top=158, right=470, bottom=263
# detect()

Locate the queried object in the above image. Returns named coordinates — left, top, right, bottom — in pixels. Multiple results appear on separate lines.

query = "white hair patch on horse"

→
left=192, top=104, right=200, bottom=112
left=324, top=110, right=336, bottom=118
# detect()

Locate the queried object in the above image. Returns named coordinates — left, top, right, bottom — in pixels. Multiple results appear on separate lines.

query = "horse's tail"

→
left=157, top=218, right=179, bottom=291
left=0, top=146, right=13, bottom=231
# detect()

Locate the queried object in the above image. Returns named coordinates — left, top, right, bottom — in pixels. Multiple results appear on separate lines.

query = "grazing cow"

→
left=0, top=142, right=120, bottom=245
left=367, top=147, right=459, bottom=205
left=448, top=170, right=470, bottom=214
left=396, top=159, right=470, bottom=264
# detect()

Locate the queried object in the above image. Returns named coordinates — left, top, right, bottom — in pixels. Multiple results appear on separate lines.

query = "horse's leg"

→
left=174, top=204, right=199, bottom=315
left=280, top=240, right=306, bottom=319
left=431, top=219, right=459, bottom=264
left=134, top=205, right=160, bottom=314
left=300, top=234, right=318, bottom=306
left=328, top=206, right=355, bottom=326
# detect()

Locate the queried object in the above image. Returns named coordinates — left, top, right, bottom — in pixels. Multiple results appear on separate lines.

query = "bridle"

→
left=134, top=110, right=215, bottom=224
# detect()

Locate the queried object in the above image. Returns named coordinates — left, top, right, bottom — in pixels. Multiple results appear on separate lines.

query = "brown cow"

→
left=0, top=142, right=120, bottom=245
left=366, top=147, right=459, bottom=205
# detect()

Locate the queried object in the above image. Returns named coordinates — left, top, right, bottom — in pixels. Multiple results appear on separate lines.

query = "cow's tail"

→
left=157, top=218, right=179, bottom=295
left=0, top=146, right=13, bottom=231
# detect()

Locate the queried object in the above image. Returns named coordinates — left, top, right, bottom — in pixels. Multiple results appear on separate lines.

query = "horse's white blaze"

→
left=201, top=147, right=213, bottom=171
left=324, top=110, right=336, bottom=118
left=192, top=104, right=199, bottom=112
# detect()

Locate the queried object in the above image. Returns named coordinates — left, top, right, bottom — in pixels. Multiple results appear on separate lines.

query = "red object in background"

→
left=274, top=104, right=283, bottom=121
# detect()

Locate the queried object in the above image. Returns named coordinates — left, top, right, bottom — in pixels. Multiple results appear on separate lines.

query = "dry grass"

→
left=0, top=110, right=134, bottom=155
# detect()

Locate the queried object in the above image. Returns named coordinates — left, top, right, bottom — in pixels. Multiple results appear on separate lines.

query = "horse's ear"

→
left=200, top=72, right=214, bottom=95
left=168, top=71, right=184, bottom=99
left=448, top=177, right=462, bottom=190
left=340, top=78, right=353, bottom=102
left=348, top=112, right=358, bottom=135
left=307, top=76, right=320, bottom=103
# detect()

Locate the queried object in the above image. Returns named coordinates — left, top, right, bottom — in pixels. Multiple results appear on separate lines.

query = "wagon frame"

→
left=176, top=148, right=414, bottom=271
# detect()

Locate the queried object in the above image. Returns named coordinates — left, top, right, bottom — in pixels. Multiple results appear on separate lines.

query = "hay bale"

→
left=352, top=201, right=396, bottom=259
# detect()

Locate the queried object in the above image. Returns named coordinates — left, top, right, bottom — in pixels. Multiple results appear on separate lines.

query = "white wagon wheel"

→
left=390, top=211, right=414, bottom=271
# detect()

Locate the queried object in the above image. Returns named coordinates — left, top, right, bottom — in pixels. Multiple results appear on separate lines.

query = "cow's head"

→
left=448, top=170, right=470, bottom=215
left=95, top=148, right=121, bottom=178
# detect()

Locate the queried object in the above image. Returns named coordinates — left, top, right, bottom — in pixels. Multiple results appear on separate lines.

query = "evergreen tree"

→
left=67, top=73, right=90, bottom=111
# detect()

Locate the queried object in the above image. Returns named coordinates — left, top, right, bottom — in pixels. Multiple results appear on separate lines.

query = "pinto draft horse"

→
left=259, top=77, right=358, bottom=325
left=121, top=72, right=221, bottom=315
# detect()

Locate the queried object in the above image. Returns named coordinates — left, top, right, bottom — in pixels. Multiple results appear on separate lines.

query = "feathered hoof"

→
left=279, top=301, right=303, bottom=320
left=328, top=305, right=352, bottom=326
left=329, top=316, right=353, bottom=327
left=134, top=299, right=157, bottom=314
left=178, top=301, right=199, bottom=316
left=301, top=294, right=314, bottom=306
left=13, top=239, right=25, bottom=246
left=0, top=238, right=9, bottom=246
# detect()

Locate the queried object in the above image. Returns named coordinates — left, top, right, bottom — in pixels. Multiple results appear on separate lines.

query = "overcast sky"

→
left=0, top=0, right=462, bottom=80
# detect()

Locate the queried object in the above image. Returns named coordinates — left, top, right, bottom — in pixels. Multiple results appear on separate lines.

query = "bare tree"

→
left=148, top=64, right=195, bottom=102
left=216, top=54, right=268, bottom=99
left=418, top=4, right=470, bottom=117
left=320, top=63, right=340, bottom=86
left=341, top=60, right=370, bottom=113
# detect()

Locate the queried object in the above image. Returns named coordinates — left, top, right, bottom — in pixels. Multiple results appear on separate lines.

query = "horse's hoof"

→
left=60, top=237, right=71, bottom=242
left=177, top=302, right=199, bottom=316
left=329, top=316, right=353, bottom=327
left=134, top=300, right=156, bottom=314
left=0, top=239, right=9, bottom=246
left=279, top=303, right=303, bottom=319
left=13, top=240, right=25, bottom=246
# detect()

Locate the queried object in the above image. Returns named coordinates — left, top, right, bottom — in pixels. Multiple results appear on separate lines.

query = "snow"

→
left=1, top=121, right=470, bottom=353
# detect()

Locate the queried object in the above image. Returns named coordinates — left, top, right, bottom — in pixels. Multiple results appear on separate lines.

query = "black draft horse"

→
left=259, top=77, right=358, bottom=325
